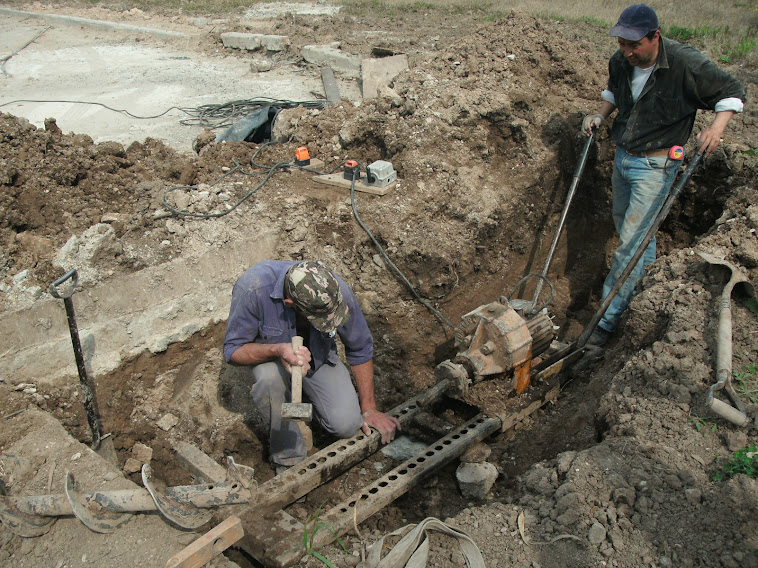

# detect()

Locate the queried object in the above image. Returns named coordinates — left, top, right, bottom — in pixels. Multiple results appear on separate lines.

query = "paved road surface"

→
left=0, top=7, right=329, bottom=153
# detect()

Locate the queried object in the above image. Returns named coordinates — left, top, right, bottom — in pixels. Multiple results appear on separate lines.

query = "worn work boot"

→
left=587, top=327, right=612, bottom=347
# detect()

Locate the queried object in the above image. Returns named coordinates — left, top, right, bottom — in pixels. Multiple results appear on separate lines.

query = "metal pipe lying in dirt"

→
left=0, top=478, right=253, bottom=537
left=697, top=252, right=755, bottom=427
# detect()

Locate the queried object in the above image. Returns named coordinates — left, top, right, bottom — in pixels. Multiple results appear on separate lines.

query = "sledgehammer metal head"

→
left=281, top=336, right=313, bottom=422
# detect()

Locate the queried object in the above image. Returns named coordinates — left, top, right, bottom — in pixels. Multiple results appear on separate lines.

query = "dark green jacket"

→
left=608, top=37, right=746, bottom=153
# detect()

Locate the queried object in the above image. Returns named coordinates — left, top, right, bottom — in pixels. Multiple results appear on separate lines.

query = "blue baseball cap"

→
left=609, top=4, right=659, bottom=41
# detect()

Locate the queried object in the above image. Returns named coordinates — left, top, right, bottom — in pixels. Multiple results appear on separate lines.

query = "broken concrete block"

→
left=157, top=413, right=179, bottom=431
left=455, top=461, right=498, bottom=499
left=220, top=32, right=261, bottom=51
left=220, top=32, right=290, bottom=52
left=360, top=54, right=409, bottom=99
left=260, top=35, right=290, bottom=52
left=131, top=442, right=153, bottom=463
left=301, top=45, right=361, bottom=77
left=173, top=441, right=227, bottom=483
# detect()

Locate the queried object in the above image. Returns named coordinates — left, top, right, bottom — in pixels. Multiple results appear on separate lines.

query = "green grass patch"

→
left=303, top=502, right=347, bottom=567
left=719, top=35, right=757, bottom=62
left=734, top=363, right=758, bottom=404
left=689, top=415, right=717, bottom=433
left=712, top=445, right=758, bottom=481
left=666, top=24, right=727, bottom=41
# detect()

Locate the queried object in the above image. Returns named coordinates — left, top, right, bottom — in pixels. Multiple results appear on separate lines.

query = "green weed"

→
left=303, top=502, right=347, bottom=567
left=734, top=363, right=758, bottom=404
left=720, top=35, right=757, bottom=62
left=712, top=445, right=758, bottom=481
left=667, top=24, right=726, bottom=41
left=689, top=415, right=717, bottom=433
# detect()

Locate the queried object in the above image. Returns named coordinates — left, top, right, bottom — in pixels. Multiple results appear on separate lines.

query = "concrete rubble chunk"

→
left=361, top=54, right=409, bottom=99
left=301, top=44, right=361, bottom=77
left=173, top=441, right=227, bottom=483
left=221, top=32, right=290, bottom=52
left=455, top=461, right=498, bottom=499
left=220, top=32, right=261, bottom=51
left=588, top=521, right=607, bottom=544
left=157, top=413, right=179, bottom=431
left=132, top=442, right=154, bottom=463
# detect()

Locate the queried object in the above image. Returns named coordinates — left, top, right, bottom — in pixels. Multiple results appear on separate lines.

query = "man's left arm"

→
left=687, top=48, right=745, bottom=155
left=696, top=110, right=736, bottom=156
left=351, top=359, right=401, bottom=444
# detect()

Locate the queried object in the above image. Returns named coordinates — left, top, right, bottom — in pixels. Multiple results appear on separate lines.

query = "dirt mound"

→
left=1, top=5, right=757, bottom=568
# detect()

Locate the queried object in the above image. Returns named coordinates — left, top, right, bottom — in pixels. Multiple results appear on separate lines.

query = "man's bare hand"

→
left=697, top=110, right=735, bottom=156
left=361, top=409, right=401, bottom=444
left=280, top=343, right=312, bottom=374
left=696, top=127, right=724, bottom=156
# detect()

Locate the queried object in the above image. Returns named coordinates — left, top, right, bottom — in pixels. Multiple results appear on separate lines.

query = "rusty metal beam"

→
left=238, top=355, right=578, bottom=567
left=242, top=378, right=451, bottom=517
left=235, top=379, right=451, bottom=562
left=247, top=414, right=501, bottom=567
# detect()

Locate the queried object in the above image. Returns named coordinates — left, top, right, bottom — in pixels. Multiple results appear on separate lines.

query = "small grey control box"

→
left=366, top=160, right=397, bottom=187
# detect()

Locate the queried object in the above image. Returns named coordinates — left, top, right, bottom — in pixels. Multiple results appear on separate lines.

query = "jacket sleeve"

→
left=683, top=45, right=746, bottom=109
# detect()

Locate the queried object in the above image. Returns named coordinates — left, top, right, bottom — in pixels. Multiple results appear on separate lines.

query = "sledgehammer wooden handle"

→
left=290, top=336, right=304, bottom=404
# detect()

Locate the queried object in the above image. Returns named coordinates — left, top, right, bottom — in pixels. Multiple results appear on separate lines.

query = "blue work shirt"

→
left=223, top=261, right=374, bottom=372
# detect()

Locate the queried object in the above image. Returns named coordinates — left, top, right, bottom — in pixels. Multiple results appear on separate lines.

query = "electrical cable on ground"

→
left=0, top=98, right=183, bottom=119
left=0, top=97, right=328, bottom=129
left=162, top=142, right=341, bottom=219
left=0, top=26, right=51, bottom=75
left=161, top=142, right=456, bottom=329
left=347, top=164, right=457, bottom=331
left=180, top=98, right=328, bottom=129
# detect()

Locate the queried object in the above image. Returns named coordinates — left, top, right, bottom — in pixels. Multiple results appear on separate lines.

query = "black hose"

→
left=347, top=166, right=457, bottom=330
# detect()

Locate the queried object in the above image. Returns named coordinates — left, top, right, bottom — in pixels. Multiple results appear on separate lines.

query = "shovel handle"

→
left=290, top=336, right=304, bottom=404
left=48, top=269, right=78, bottom=299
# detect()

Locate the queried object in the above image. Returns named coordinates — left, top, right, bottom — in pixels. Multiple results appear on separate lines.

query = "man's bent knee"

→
left=321, top=412, right=363, bottom=439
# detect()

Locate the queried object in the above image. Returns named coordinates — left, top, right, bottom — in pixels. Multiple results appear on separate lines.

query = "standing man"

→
left=582, top=4, right=745, bottom=347
left=223, top=260, right=400, bottom=472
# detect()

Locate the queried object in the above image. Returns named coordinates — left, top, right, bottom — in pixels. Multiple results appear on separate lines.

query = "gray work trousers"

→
left=249, top=358, right=363, bottom=467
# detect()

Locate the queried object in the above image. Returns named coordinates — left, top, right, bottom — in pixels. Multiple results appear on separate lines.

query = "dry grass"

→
left=342, top=0, right=758, bottom=66
left=14, top=0, right=758, bottom=66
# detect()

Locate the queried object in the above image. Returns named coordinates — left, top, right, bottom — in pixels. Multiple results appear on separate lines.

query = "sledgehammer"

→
left=281, top=336, right=313, bottom=422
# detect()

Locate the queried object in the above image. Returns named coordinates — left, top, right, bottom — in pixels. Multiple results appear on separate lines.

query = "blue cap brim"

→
left=609, top=24, right=647, bottom=41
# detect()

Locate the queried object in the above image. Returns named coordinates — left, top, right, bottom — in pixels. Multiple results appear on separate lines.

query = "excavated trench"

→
left=26, top=151, right=733, bottom=565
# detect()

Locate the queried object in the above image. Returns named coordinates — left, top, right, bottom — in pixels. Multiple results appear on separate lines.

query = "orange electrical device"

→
left=295, top=147, right=310, bottom=166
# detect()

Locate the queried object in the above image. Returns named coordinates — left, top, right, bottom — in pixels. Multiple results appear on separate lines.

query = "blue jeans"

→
left=598, top=147, right=680, bottom=332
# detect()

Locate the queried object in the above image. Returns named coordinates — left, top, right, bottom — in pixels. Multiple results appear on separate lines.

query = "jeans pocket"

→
left=644, top=155, right=674, bottom=170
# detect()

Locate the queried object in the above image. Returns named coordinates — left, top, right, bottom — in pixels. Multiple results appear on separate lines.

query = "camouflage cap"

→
left=283, top=261, right=351, bottom=332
